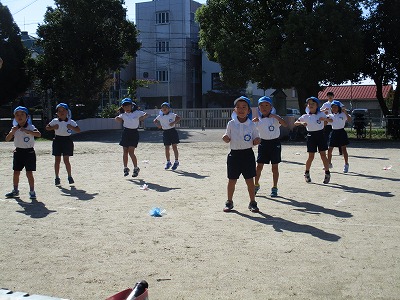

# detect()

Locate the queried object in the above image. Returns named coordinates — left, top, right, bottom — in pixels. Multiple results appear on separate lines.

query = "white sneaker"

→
left=343, top=164, right=349, bottom=173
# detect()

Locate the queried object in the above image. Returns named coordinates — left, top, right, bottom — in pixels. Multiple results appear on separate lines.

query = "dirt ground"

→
left=0, top=129, right=399, bottom=300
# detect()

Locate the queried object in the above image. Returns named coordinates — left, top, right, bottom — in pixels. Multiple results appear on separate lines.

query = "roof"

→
left=318, top=85, right=393, bottom=101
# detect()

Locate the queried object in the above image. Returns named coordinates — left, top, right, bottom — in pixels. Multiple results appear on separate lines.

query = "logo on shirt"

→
left=169, top=118, right=173, bottom=123
left=24, top=137, right=30, bottom=143
left=316, top=120, right=321, bottom=124
left=244, top=134, right=251, bottom=141
left=269, top=125, right=275, bottom=132
left=67, top=129, right=72, bottom=134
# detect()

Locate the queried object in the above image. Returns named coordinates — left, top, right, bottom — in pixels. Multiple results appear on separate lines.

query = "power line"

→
left=12, top=0, right=40, bottom=15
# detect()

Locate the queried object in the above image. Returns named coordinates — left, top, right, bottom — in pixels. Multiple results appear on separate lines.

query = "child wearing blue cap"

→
left=153, top=102, right=181, bottom=170
left=253, top=96, right=287, bottom=197
left=115, top=98, right=148, bottom=177
left=222, top=96, right=261, bottom=213
left=321, top=91, right=342, bottom=158
left=327, top=101, right=352, bottom=173
left=46, top=103, right=81, bottom=185
left=295, top=97, right=332, bottom=184
left=5, top=106, right=41, bottom=200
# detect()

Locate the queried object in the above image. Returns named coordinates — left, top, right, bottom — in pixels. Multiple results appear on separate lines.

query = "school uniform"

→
left=255, top=115, right=282, bottom=164
left=48, top=118, right=78, bottom=156
left=118, top=111, right=146, bottom=147
left=12, top=123, right=37, bottom=171
left=155, top=112, right=180, bottom=146
left=327, top=112, right=349, bottom=147
left=298, top=111, right=328, bottom=153
left=225, top=117, right=259, bottom=180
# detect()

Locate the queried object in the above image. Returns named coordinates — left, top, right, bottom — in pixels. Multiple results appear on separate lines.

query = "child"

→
left=222, top=96, right=261, bottom=213
left=115, top=98, right=148, bottom=177
left=46, top=103, right=81, bottom=185
left=5, top=106, right=41, bottom=199
left=294, top=97, right=332, bottom=184
left=327, top=100, right=352, bottom=173
left=252, top=96, right=287, bottom=197
left=153, top=102, right=181, bottom=170
left=321, top=91, right=342, bottom=157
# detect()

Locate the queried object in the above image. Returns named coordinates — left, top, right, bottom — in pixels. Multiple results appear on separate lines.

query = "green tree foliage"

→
left=362, top=0, right=400, bottom=117
left=196, top=0, right=364, bottom=112
left=35, top=0, right=140, bottom=118
left=0, top=4, right=32, bottom=105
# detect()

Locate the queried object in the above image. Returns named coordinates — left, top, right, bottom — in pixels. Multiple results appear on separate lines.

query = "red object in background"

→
left=106, top=288, right=148, bottom=300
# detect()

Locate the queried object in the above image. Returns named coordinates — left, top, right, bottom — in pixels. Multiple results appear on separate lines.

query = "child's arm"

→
left=222, top=124, right=231, bottom=143
left=343, top=108, right=352, bottom=122
left=153, top=118, right=162, bottom=129
left=252, top=117, right=260, bottom=122
left=294, top=119, right=307, bottom=127
left=20, top=127, right=41, bottom=138
left=115, top=116, right=123, bottom=123
left=139, top=112, right=149, bottom=122
left=5, top=126, right=18, bottom=142
left=320, top=116, right=333, bottom=123
left=271, top=114, right=288, bottom=127
left=169, top=115, right=181, bottom=126
left=67, top=124, right=81, bottom=133
left=45, top=123, right=59, bottom=131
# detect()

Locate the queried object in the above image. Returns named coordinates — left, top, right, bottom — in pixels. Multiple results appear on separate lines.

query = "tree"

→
left=197, top=0, right=364, bottom=112
left=0, top=4, right=32, bottom=106
left=35, top=0, right=140, bottom=118
left=361, top=0, right=400, bottom=117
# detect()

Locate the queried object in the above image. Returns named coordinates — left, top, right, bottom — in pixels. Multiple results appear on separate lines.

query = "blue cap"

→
left=161, top=102, right=171, bottom=108
left=306, top=96, right=320, bottom=107
left=258, top=96, right=273, bottom=106
left=121, top=98, right=133, bottom=105
left=331, top=100, right=343, bottom=107
left=56, top=103, right=69, bottom=110
left=234, top=96, right=251, bottom=107
left=13, top=106, right=29, bottom=115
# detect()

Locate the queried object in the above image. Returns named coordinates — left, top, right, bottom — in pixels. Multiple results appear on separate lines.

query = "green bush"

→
left=99, top=104, right=120, bottom=118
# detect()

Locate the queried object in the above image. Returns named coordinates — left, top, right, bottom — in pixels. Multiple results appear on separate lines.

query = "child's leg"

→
left=227, top=179, right=237, bottom=201
left=122, top=147, right=129, bottom=167
left=255, top=163, right=264, bottom=186
left=245, top=178, right=256, bottom=202
left=26, top=171, right=35, bottom=191
left=271, top=164, right=279, bottom=187
left=54, top=156, right=62, bottom=177
left=172, top=144, right=179, bottom=161
left=63, top=156, right=72, bottom=176
left=327, top=147, right=333, bottom=165
left=128, top=147, right=137, bottom=168
left=305, top=152, right=315, bottom=171
left=319, top=151, right=329, bottom=170
left=342, top=146, right=349, bottom=164
left=165, top=145, right=171, bottom=161
left=13, top=170, right=21, bottom=191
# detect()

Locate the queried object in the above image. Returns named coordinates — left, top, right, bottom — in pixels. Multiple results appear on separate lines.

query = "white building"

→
left=135, top=0, right=202, bottom=109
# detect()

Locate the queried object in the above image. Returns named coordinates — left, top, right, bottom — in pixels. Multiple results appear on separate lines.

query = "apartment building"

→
left=135, top=0, right=202, bottom=109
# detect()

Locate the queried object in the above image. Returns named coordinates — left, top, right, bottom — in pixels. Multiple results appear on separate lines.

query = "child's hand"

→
left=222, top=134, right=230, bottom=143
left=67, top=124, right=74, bottom=130
left=319, top=117, right=326, bottom=121
left=253, top=137, right=261, bottom=145
left=11, top=126, right=19, bottom=133
left=252, top=117, right=259, bottom=122
left=53, top=124, right=59, bottom=129
left=169, top=122, right=175, bottom=126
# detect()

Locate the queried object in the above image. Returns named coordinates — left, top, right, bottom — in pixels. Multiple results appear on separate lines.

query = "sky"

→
left=3, top=0, right=207, bottom=37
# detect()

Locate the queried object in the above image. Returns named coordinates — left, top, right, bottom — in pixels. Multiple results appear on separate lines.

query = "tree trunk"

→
left=373, top=77, right=390, bottom=117
left=392, top=76, right=400, bottom=117
left=296, top=86, right=320, bottom=114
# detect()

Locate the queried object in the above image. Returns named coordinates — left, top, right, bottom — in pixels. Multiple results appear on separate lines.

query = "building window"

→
left=156, top=11, right=169, bottom=24
left=211, top=73, right=222, bottom=90
left=156, top=41, right=170, bottom=53
left=157, top=70, right=169, bottom=82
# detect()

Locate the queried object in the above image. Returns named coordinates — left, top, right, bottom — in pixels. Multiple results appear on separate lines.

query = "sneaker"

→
left=55, top=177, right=61, bottom=185
left=223, top=201, right=234, bottom=212
left=68, top=176, right=74, bottom=184
left=171, top=161, right=179, bottom=170
left=5, top=190, right=19, bottom=198
left=165, top=161, right=172, bottom=170
left=323, top=173, right=331, bottom=184
left=270, top=187, right=278, bottom=197
left=29, top=191, right=37, bottom=200
left=248, top=201, right=259, bottom=213
left=255, top=184, right=260, bottom=195
left=123, top=167, right=130, bottom=176
left=304, top=172, right=311, bottom=183
left=132, top=167, right=140, bottom=177
left=343, top=164, right=349, bottom=173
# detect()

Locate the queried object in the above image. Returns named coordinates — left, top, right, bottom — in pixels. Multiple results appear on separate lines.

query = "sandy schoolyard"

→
left=0, top=129, right=399, bottom=300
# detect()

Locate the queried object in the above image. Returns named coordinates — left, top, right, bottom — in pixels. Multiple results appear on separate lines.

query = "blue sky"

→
left=3, top=0, right=206, bottom=37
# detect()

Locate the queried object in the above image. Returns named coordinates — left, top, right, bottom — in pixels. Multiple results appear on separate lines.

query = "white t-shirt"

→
left=13, top=124, right=37, bottom=148
left=255, top=115, right=281, bottom=140
left=328, top=112, right=347, bottom=130
left=155, top=112, right=178, bottom=130
left=298, top=111, right=326, bottom=132
left=320, top=101, right=333, bottom=114
left=118, top=111, right=146, bottom=129
left=224, top=117, right=259, bottom=150
left=49, top=118, right=78, bottom=136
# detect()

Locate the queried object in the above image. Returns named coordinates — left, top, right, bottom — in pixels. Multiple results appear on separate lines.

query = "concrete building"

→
left=135, top=0, right=202, bottom=109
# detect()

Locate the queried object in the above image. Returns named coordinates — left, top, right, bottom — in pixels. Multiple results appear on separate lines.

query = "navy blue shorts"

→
left=119, top=128, right=139, bottom=148
left=329, top=128, right=349, bottom=147
left=163, top=128, right=180, bottom=146
left=227, top=148, right=256, bottom=180
left=306, top=130, right=328, bottom=153
left=52, top=135, right=74, bottom=156
left=13, top=148, right=36, bottom=172
left=257, top=138, right=282, bottom=164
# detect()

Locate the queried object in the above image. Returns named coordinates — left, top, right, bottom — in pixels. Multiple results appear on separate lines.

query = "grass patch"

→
left=345, top=128, right=390, bottom=140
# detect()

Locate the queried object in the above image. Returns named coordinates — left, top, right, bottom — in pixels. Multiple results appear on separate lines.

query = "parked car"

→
left=351, top=108, right=370, bottom=139
left=286, top=108, right=301, bottom=119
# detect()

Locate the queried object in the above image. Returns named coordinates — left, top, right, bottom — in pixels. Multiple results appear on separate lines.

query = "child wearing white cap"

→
left=5, top=106, right=41, bottom=199
left=222, top=96, right=261, bottom=213
left=253, top=96, right=287, bottom=197
left=153, top=102, right=181, bottom=170
left=46, top=103, right=81, bottom=185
